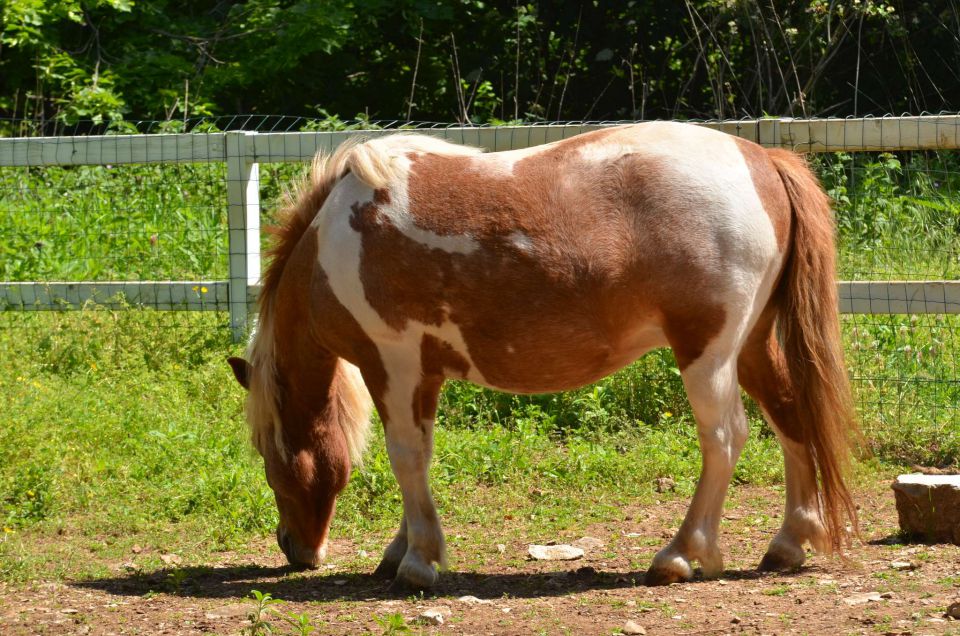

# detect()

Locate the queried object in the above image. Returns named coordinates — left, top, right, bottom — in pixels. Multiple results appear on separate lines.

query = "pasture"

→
left=1, top=141, right=959, bottom=634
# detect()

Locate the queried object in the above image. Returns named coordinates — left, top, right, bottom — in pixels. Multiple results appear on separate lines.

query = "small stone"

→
left=61, top=609, right=78, bottom=615
left=528, top=544, right=584, bottom=561
left=731, top=616, right=742, bottom=624
left=655, top=477, right=676, bottom=493
left=159, top=553, right=181, bottom=566
left=571, top=536, right=605, bottom=550
left=947, top=601, right=960, bottom=619
left=333, top=579, right=347, bottom=586
left=358, top=550, right=368, bottom=558
left=131, top=545, right=142, bottom=554
left=890, top=560, right=918, bottom=571
left=496, top=543, right=506, bottom=554
left=622, top=620, right=646, bottom=635
left=457, top=595, right=492, bottom=605
left=417, top=608, right=445, bottom=626
left=843, top=592, right=883, bottom=606
left=880, top=591, right=895, bottom=599
left=204, top=604, right=248, bottom=620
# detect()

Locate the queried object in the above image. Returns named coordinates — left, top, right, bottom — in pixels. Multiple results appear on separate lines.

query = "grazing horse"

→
left=227, top=122, right=858, bottom=588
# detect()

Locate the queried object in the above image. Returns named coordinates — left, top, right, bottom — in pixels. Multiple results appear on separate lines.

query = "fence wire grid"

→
left=0, top=115, right=958, bottom=467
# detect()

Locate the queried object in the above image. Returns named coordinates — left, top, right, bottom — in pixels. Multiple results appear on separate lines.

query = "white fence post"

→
left=226, top=131, right=260, bottom=342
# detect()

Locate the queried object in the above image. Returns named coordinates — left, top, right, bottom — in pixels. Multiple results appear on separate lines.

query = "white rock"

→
left=457, top=595, right=492, bottom=605
left=528, top=544, right=584, bottom=561
left=889, top=560, right=917, bottom=571
left=417, top=608, right=445, bottom=626
left=623, top=620, right=646, bottom=635
left=843, top=592, right=883, bottom=606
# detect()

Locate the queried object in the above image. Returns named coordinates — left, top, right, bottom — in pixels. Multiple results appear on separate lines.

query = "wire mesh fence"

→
left=0, top=115, right=958, bottom=467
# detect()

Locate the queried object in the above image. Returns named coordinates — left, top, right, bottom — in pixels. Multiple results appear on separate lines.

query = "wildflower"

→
left=200, top=286, right=208, bottom=294
left=663, top=411, right=673, bottom=418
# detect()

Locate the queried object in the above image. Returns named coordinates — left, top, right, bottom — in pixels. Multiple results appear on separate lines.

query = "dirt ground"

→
left=1, top=484, right=958, bottom=636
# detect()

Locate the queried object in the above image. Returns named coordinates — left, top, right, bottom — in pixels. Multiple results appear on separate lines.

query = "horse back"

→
left=303, top=122, right=791, bottom=392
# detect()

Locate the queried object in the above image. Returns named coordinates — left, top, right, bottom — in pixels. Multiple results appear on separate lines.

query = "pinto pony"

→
left=227, top=122, right=858, bottom=588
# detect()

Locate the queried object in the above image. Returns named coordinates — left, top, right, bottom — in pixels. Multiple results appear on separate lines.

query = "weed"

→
left=247, top=589, right=283, bottom=635
left=373, top=612, right=413, bottom=635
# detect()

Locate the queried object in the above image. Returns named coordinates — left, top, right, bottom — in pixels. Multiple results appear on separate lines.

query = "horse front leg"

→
left=375, top=362, right=446, bottom=588
left=647, top=356, right=748, bottom=585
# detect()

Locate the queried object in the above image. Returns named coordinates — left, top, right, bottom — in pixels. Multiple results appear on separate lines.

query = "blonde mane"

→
left=244, top=134, right=481, bottom=463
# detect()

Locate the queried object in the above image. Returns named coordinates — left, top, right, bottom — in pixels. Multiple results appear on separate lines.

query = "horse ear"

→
left=227, top=356, right=252, bottom=390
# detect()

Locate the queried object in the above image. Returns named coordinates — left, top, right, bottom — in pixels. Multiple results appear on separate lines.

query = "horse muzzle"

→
left=276, top=525, right=326, bottom=569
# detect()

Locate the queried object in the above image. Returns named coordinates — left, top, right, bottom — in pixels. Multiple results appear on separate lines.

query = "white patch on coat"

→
left=508, top=230, right=533, bottom=252
left=314, top=173, right=486, bottom=387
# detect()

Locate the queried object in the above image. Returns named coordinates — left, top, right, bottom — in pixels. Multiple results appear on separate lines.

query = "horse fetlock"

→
left=784, top=506, right=830, bottom=552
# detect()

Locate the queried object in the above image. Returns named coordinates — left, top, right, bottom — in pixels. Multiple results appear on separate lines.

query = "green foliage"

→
left=1, top=1, right=955, bottom=123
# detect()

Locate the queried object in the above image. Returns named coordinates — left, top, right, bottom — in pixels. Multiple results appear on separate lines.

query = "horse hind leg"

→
left=737, top=323, right=830, bottom=571
left=646, top=348, right=748, bottom=585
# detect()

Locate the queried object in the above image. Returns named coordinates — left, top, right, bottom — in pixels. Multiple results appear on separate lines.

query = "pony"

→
left=227, top=121, right=858, bottom=588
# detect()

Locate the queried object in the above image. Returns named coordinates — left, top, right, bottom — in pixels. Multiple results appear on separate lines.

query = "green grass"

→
left=0, top=149, right=958, bottom=584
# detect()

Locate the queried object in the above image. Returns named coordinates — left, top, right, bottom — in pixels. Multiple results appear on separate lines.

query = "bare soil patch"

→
left=2, top=483, right=958, bottom=635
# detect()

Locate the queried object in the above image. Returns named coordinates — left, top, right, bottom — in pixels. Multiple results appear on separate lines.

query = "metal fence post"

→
left=226, top=131, right=260, bottom=342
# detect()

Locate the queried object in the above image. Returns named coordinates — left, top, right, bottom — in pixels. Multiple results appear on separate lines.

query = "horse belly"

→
left=459, top=311, right=668, bottom=395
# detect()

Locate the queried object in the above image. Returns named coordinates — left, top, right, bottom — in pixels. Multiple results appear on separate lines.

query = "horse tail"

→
left=768, top=148, right=859, bottom=553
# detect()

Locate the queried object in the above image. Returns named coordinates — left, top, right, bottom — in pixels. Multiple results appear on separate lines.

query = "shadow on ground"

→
left=74, top=564, right=791, bottom=603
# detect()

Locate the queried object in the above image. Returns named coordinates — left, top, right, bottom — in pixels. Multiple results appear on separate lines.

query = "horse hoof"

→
left=644, top=565, right=690, bottom=586
left=395, top=558, right=438, bottom=589
left=758, top=550, right=803, bottom=572
left=373, top=558, right=400, bottom=580
left=758, top=540, right=805, bottom=572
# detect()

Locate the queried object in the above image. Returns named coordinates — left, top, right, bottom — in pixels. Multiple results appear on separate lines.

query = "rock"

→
left=332, top=579, right=347, bottom=586
left=623, top=620, right=646, bottom=634
left=131, top=545, right=142, bottom=554
left=889, top=560, right=917, bottom=571
left=417, top=608, right=445, bottom=626
left=655, top=477, right=676, bottom=493
left=457, top=595, right=492, bottom=605
left=571, top=536, right=605, bottom=550
left=159, top=553, right=181, bottom=566
left=204, top=604, right=249, bottom=620
left=496, top=543, right=506, bottom=554
left=843, top=592, right=882, bottom=606
left=528, top=544, right=584, bottom=561
left=947, top=601, right=960, bottom=619
left=891, top=474, right=960, bottom=544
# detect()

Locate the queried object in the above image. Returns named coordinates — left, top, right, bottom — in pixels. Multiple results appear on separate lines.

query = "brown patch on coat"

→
left=737, top=306, right=801, bottom=442
left=734, top=137, right=792, bottom=252
left=249, top=227, right=385, bottom=560
left=350, top=129, right=729, bottom=391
